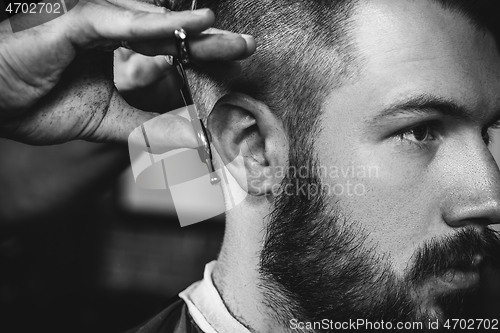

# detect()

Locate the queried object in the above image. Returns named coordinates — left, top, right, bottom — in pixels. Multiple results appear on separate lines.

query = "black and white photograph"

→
left=0, top=0, right=499, bottom=332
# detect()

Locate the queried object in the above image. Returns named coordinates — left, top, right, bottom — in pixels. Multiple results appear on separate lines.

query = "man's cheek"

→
left=337, top=179, right=439, bottom=274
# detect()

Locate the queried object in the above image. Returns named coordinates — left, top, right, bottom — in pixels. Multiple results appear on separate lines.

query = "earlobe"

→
left=207, top=93, right=288, bottom=196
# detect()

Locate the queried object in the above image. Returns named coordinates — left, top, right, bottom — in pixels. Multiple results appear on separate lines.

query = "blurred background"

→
left=0, top=138, right=225, bottom=333
left=0, top=131, right=499, bottom=333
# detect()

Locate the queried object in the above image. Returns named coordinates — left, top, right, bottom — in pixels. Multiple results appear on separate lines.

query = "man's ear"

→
left=207, top=93, right=288, bottom=196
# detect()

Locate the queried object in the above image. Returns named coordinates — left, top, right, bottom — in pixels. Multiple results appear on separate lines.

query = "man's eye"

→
left=398, top=124, right=438, bottom=145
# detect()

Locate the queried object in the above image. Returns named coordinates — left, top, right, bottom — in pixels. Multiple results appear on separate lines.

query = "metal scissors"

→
left=171, top=0, right=220, bottom=185
left=175, top=59, right=220, bottom=185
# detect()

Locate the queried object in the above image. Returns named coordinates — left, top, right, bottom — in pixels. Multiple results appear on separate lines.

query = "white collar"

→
left=179, top=261, right=251, bottom=333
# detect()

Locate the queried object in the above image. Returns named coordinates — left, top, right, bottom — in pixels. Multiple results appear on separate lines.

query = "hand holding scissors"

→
left=0, top=0, right=255, bottom=146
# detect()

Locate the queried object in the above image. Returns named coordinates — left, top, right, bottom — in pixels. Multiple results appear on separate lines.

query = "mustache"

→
left=407, top=227, right=500, bottom=284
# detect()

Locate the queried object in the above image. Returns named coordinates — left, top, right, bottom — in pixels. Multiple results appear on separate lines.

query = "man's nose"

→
left=441, top=141, right=500, bottom=228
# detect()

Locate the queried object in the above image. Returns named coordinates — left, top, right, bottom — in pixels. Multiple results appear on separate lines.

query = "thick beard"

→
left=258, top=144, right=500, bottom=332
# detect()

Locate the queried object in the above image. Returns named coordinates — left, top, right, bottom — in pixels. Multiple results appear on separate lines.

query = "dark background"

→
left=0, top=194, right=224, bottom=333
left=0, top=138, right=225, bottom=333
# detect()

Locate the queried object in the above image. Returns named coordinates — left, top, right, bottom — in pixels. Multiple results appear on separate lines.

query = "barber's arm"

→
left=0, top=49, right=183, bottom=225
left=0, top=0, right=255, bottom=223
left=0, top=0, right=255, bottom=146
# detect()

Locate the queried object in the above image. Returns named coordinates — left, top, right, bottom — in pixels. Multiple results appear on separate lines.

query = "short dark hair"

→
left=173, top=0, right=499, bottom=145
left=173, top=0, right=360, bottom=144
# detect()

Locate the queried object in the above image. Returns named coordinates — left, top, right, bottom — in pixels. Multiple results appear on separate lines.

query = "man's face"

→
left=260, top=0, right=500, bottom=330
left=320, top=0, right=500, bottom=279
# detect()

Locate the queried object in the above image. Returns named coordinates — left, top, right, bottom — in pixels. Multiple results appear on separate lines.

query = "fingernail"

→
left=240, top=34, right=256, bottom=47
left=154, top=55, right=172, bottom=70
left=240, top=34, right=254, bottom=42
left=192, top=8, right=210, bottom=16
left=240, top=34, right=257, bottom=53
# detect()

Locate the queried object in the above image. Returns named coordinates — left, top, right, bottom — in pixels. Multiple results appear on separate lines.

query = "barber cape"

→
left=127, top=261, right=250, bottom=333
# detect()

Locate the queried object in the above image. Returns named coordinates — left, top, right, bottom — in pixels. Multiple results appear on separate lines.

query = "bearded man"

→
left=131, top=0, right=500, bottom=332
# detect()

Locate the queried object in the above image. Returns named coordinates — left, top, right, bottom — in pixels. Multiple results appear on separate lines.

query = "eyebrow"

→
left=368, top=94, right=475, bottom=126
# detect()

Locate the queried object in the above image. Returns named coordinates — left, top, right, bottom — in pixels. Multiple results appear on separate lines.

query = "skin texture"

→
left=207, top=0, right=500, bottom=332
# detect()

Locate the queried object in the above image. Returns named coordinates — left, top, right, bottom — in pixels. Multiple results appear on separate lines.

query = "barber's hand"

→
left=0, top=0, right=255, bottom=146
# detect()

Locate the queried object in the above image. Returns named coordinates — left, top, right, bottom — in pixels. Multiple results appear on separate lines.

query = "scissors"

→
left=169, top=0, right=220, bottom=185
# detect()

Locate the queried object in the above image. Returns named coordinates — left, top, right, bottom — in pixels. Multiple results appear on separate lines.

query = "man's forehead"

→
left=353, top=0, right=496, bottom=65
left=343, top=0, right=500, bottom=118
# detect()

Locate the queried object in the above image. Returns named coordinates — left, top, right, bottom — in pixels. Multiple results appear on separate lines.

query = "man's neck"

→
left=212, top=215, right=287, bottom=333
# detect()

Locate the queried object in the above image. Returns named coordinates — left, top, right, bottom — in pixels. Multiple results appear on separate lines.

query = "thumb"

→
left=91, top=89, right=199, bottom=152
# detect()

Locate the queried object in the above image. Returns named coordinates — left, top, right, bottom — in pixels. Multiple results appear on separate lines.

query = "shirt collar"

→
left=179, top=261, right=251, bottom=333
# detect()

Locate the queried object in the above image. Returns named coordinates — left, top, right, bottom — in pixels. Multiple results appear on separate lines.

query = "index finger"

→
left=66, top=4, right=215, bottom=46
